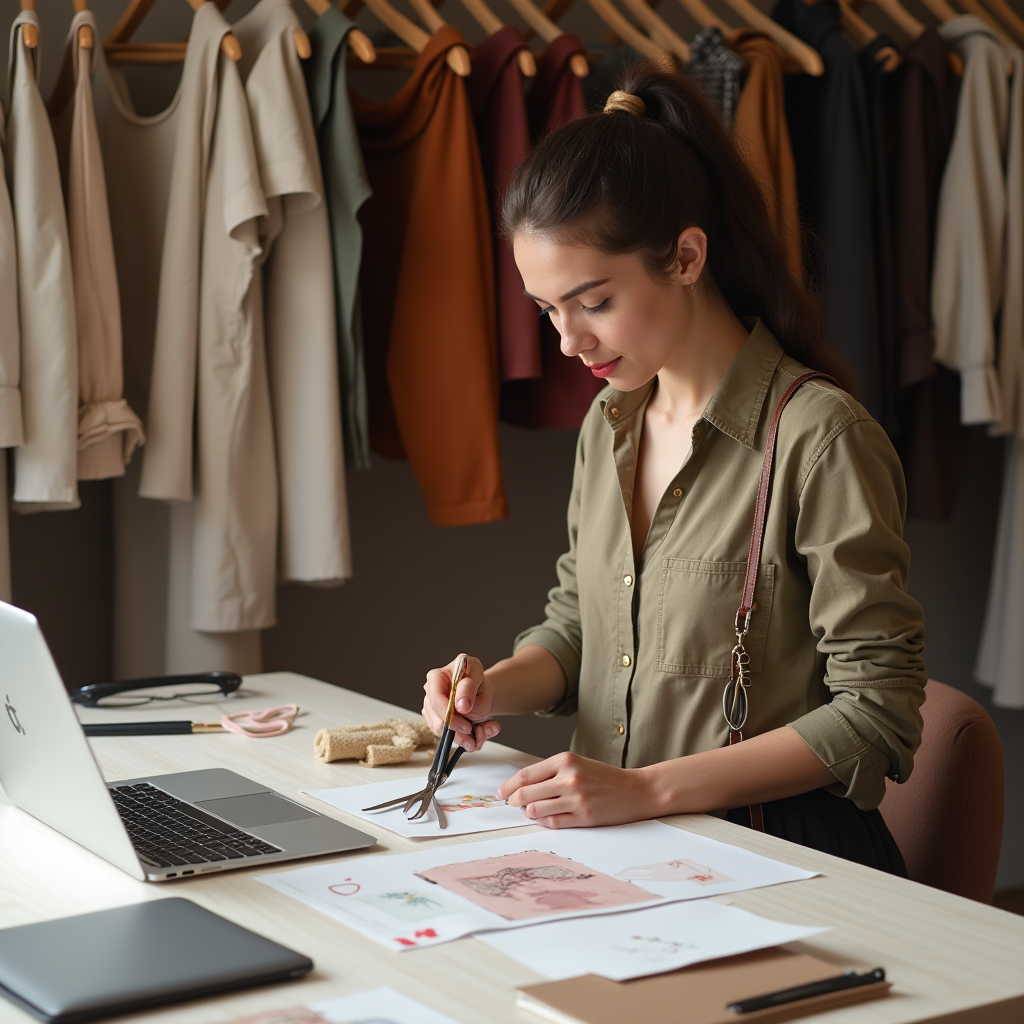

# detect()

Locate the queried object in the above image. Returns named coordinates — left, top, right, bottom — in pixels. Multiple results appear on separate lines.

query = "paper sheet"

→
left=223, top=988, right=461, bottom=1024
left=479, top=900, right=828, bottom=981
left=258, top=820, right=818, bottom=952
left=305, top=763, right=529, bottom=837
left=313, top=986, right=462, bottom=1024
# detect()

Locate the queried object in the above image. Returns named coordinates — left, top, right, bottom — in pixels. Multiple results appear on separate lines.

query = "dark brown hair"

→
left=502, top=62, right=853, bottom=392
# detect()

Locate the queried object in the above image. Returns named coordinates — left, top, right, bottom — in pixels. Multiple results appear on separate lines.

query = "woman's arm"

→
left=421, top=645, right=567, bottom=752
left=499, top=727, right=835, bottom=828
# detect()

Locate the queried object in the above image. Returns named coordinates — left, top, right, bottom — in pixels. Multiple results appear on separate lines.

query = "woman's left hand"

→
left=498, top=752, right=658, bottom=828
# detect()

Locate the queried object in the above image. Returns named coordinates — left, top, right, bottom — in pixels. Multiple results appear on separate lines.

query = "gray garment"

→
left=686, top=27, right=745, bottom=129
left=305, top=5, right=373, bottom=470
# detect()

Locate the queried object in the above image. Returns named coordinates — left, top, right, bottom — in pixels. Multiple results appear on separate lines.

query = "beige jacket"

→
left=50, top=10, right=145, bottom=481
left=6, top=10, right=78, bottom=509
left=932, top=17, right=1023, bottom=431
left=0, top=99, right=22, bottom=451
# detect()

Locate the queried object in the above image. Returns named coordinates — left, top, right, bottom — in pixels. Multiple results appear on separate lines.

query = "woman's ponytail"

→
left=502, top=61, right=852, bottom=392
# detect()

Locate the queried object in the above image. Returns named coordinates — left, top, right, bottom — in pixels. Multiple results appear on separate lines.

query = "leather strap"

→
left=737, top=371, right=836, bottom=621
left=731, top=370, right=836, bottom=834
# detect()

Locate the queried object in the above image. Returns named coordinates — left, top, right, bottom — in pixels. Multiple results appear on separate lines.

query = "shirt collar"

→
left=599, top=319, right=784, bottom=449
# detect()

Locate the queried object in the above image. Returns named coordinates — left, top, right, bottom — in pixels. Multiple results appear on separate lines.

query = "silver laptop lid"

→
left=0, top=602, right=145, bottom=880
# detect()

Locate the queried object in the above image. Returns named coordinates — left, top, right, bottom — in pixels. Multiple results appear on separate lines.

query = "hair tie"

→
left=603, top=90, right=646, bottom=117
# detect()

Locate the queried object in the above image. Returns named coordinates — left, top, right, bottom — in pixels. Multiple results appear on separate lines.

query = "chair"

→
left=879, top=679, right=1004, bottom=903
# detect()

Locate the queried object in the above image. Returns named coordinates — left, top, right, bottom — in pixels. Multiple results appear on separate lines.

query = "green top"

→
left=515, top=320, right=927, bottom=811
left=305, top=6, right=373, bottom=470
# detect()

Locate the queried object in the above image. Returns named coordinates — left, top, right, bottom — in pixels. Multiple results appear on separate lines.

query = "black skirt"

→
left=725, top=788, right=908, bottom=877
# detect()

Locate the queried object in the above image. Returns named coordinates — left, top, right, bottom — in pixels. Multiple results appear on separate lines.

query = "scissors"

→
left=361, top=654, right=469, bottom=829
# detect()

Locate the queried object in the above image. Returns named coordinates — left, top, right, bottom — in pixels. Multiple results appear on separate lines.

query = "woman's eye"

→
left=582, top=299, right=609, bottom=314
left=538, top=305, right=556, bottom=319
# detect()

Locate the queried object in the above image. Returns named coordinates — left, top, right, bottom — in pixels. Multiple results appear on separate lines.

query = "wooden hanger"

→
left=339, top=0, right=472, bottom=74
left=105, top=0, right=242, bottom=63
left=850, top=0, right=924, bottom=39
left=848, top=0, right=964, bottom=75
left=503, top=0, right=589, bottom=76
left=838, top=0, right=899, bottom=68
left=616, top=0, right=692, bottom=60
left=720, top=0, right=824, bottom=73
left=664, top=0, right=735, bottom=35
left=427, top=0, right=537, bottom=75
left=401, top=0, right=489, bottom=73
left=73, top=0, right=95, bottom=49
left=18, top=1, right=39, bottom=49
left=951, top=0, right=1016, bottom=46
left=304, top=0, right=377, bottom=60
left=978, top=0, right=1024, bottom=46
left=542, top=0, right=669, bottom=59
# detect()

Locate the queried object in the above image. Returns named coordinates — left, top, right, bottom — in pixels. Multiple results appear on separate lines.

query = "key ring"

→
left=221, top=704, right=298, bottom=738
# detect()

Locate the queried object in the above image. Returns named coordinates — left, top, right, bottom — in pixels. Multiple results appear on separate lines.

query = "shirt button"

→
left=621, top=654, right=631, bottom=667
left=623, top=574, right=633, bottom=587
left=609, top=407, right=620, bottom=418
left=672, top=487, right=683, bottom=498
left=616, top=723, right=625, bottom=735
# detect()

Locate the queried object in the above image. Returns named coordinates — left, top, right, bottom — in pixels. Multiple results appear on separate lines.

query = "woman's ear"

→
left=675, top=227, right=708, bottom=287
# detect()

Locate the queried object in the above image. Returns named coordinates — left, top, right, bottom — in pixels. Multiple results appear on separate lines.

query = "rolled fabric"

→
left=314, top=717, right=436, bottom=765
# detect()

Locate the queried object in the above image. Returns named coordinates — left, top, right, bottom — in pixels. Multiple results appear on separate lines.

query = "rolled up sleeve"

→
left=789, top=418, right=927, bottom=809
left=514, top=429, right=586, bottom=716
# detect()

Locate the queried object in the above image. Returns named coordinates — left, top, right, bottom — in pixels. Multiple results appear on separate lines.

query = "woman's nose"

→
left=558, top=321, right=596, bottom=359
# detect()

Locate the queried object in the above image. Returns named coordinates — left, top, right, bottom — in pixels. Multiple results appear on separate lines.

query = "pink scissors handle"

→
left=221, top=704, right=298, bottom=738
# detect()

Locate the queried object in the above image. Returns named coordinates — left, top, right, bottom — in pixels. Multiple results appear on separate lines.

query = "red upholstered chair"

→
left=879, top=679, right=1004, bottom=903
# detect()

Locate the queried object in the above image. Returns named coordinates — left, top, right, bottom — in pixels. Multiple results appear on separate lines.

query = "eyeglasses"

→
left=70, top=672, right=242, bottom=708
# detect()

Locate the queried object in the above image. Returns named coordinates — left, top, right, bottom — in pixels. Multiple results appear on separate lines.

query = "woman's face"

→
left=512, top=230, right=704, bottom=393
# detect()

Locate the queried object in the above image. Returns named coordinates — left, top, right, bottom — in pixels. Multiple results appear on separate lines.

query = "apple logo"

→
left=5, top=695, right=24, bottom=735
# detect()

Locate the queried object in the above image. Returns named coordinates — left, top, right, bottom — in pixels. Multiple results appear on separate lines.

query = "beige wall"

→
left=4, top=0, right=1023, bottom=890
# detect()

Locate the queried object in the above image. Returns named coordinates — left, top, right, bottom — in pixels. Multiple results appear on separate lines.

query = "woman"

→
left=422, top=64, right=926, bottom=873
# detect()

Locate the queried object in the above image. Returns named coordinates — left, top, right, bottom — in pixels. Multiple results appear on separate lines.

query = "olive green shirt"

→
left=515, top=321, right=927, bottom=811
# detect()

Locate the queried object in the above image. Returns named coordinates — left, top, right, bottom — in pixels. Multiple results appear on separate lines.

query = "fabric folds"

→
left=50, top=10, right=145, bottom=482
left=503, top=34, right=604, bottom=430
left=731, top=29, right=803, bottom=284
left=468, top=26, right=540, bottom=383
left=6, top=10, right=78, bottom=510
left=305, top=5, right=373, bottom=471
left=353, top=26, right=507, bottom=526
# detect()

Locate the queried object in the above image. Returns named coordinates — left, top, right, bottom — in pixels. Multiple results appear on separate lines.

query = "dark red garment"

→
left=467, top=27, right=540, bottom=382
left=502, top=34, right=604, bottom=430
left=886, top=29, right=966, bottom=519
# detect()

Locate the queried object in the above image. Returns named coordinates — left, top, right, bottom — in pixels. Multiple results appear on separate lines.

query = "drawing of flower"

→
left=378, top=891, right=443, bottom=911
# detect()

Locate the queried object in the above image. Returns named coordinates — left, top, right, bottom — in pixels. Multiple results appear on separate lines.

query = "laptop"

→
left=0, top=601, right=376, bottom=881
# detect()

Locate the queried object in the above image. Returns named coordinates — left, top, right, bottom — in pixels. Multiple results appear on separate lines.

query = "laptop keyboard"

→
left=110, top=782, right=282, bottom=870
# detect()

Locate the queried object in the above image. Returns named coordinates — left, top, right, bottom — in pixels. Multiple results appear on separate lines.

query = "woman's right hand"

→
left=422, top=654, right=501, bottom=753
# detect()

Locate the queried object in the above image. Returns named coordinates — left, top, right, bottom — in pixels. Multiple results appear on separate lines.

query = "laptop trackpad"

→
left=196, top=793, right=319, bottom=829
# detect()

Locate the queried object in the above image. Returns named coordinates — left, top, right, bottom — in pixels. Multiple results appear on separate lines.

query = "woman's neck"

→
left=650, top=298, right=750, bottom=421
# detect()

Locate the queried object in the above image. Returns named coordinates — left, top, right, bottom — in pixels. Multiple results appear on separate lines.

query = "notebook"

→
left=517, top=947, right=891, bottom=1024
left=0, top=898, right=313, bottom=1023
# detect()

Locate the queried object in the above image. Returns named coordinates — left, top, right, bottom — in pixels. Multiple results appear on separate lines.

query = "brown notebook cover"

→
left=517, top=948, right=891, bottom=1024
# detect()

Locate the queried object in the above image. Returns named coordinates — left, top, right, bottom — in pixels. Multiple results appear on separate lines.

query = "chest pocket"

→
left=656, top=559, right=775, bottom=678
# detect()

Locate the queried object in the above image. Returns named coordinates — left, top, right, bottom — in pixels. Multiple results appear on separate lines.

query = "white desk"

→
left=2, top=672, right=1022, bottom=1024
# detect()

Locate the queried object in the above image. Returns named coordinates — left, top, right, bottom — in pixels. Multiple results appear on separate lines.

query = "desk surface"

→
left=1, top=672, right=1022, bottom=1024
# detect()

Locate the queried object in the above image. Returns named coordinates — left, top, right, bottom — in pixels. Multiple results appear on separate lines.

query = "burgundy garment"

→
left=503, top=34, right=603, bottom=429
left=886, top=29, right=966, bottom=519
left=467, top=27, right=540, bottom=382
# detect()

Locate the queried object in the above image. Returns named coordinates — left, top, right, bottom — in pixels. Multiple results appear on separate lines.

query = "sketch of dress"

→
left=417, top=850, right=655, bottom=921
left=615, top=859, right=733, bottom=885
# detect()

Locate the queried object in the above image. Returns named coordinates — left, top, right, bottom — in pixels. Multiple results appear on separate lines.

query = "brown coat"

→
left=354, top=27, right=507, bottom=525
left=732, top=30, right=803, bottom=284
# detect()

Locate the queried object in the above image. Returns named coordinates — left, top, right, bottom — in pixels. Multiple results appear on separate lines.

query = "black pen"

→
left=83, top=721, right=224, bottom=736
left=727, top=968, right=886, bottom=1014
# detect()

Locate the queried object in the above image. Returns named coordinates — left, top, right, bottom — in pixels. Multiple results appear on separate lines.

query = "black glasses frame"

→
left=70, top=672, right=243, bottom=707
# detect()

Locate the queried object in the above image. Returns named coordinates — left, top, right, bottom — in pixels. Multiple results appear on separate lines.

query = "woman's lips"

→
left=586, top=357, right=621, bottom=378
